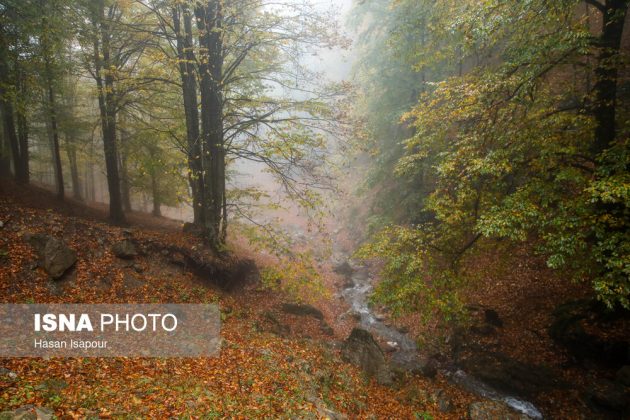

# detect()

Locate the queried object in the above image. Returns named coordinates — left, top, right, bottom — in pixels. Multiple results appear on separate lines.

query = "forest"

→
left=0, top=0, right=629, bottom=418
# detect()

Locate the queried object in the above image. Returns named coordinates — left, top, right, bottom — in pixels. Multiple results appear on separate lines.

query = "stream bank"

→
left=332, top=248, right=544, bottom=419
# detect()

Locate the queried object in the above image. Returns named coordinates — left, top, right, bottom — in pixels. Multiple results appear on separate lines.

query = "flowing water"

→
left=335, top=251, right=543, bottom=419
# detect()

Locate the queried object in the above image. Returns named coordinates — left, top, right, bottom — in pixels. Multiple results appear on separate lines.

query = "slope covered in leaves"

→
left=0, top=182, right=478, bottom=419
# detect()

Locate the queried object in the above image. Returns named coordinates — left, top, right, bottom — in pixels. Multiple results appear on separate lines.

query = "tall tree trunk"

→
left=44, top=69, right=64, bottom=199
left=91, top=0, right=125, bottom=223
left=15, top=66, right=29, bottom=183
left=591, top=0, right=629, bottom=155
left=196, top=0, right=226, bottom=249
left=0, top=99, right=22, bottom=181
left=118, top=115, right=131, bottom=211
left=64, top=136, right=81, bottom=200
left=173, top=4, right=204, bottom=226
left=151, top=169, right=161, bottom=217
left=0, top=121, right=10, bottom=177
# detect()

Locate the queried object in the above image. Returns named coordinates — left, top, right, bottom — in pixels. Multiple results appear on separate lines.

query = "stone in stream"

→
left=333, top=260, right=354, bottom=277
left=25, top=233, right=77, bottom=279
left=341, top=328, right=392, bottom=386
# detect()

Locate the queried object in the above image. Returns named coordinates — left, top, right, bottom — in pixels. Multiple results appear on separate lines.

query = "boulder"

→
left=390, top=351, right=438, bottom=379
left=26, top=233, right=77, bottom=279
left=111, top=239, right=137, bottom=259
left=341, top=328, right=392, bottom=385
left=333, top=261, right=354, bottom=277
left=0, top=405, right=54, bottom=420
left=280, top=303, right=324, bottom=320
left=468, top=401, right=532, bottom=420
left=458, top=351, right=559, bottom=397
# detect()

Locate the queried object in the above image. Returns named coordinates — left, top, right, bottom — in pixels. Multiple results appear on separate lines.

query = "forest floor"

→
left=0, top=178, right=628, bottom=419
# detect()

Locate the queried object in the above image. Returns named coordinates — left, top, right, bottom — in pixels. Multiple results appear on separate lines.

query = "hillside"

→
left=1, top=179, right=629, bottom=419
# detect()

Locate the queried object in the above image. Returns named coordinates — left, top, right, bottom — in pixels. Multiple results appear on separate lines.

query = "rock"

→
left=34, top=407, right=53, bottom=420
left=8, top=406, right=37, bottom=420
left=36, top=378, right=68, bottom=392
left=305, top=391, right=348, bottom=420
left=484, top=309, right=503, bottom=327
left=320, top=322, right=334, bottom=336
left=434, top=389, right=453, bottom=413
left=585, top=378, right=630, bottom=413
left=280, top=303, right=324, bottom=320
left=111, top=239, right=137, bottom=259
left=468, top=401, right=531, bottom=420
left=168, top=251, right=186, bottom=266
left=261, top=311, right=290, bottom=337
left=25, top=233, right=49, bottom=255
left=384, top=341, right=399, bottom=352
left=0, top=405, right=54, bottom=420
left=123, top=273, right=144, bottom=290
left=616, top=365, right=630, bottom=387
left=26, top=234, right=77, bottom=279
left=341, top=309, right=362, bottom=322
left=390, top=351, right=438, bottom=379
left=0, top=367, right=17, bottom=380
left=341, top=328, right=392, bottom=385
left=333, top=261, right=354, bottom=277
left=459, top=351, right=559, bottom=397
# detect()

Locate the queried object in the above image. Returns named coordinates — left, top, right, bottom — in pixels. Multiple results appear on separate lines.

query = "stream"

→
left=335, top=252, right=544, bottom=419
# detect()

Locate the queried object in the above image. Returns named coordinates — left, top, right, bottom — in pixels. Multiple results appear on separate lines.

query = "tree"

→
left=354, top=0, right=630, bottom=313
left=143, top=0, right=346, bottom=249
left=39, top=0, right=67, bottom=200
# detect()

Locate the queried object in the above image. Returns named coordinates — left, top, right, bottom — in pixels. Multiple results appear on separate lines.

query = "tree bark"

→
left=64, top=136, right=81, bottom=200
left=15, top=66, right=29, bottom=183
left=44, top=67, right=64, bottom=200
left=118, top=115, right=132, bottom=211
left=591, top=0, right=629, bottom=155
left=173, top=4, right=204, bottom=226
left=91, top=0, right=125, bottom=223
left=151, top=169, right=161, bottom=217
left=195, top=0, right=226, bottom=249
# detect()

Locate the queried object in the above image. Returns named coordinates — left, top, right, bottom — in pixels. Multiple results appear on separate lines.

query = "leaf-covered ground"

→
left=0, top=183, right=475, bottom=419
